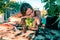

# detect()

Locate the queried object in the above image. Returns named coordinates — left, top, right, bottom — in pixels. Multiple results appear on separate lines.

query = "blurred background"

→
left=0, top=0, right=60, bottom=20
left=0, top=0, right=60, bottom=40
left=0, top=0, right=60, bottom=29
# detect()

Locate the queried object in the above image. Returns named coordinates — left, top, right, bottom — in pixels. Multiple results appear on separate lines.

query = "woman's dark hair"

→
left=20, top=3, right=33, bottom=16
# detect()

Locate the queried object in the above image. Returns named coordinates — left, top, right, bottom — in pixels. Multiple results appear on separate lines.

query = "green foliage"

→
left=0, top=0, right=5, bottom=13
left=47, top=5, right=58, bottom=16
left=41, top=0, right=60, bottom=16
left=41, top=0, right=60, bottom=24
left=56, top=0, right=60, bottom=5
left=41, top=0, right=48, bottom=2
left=6, top=2, right=20, bottom=10
left=0, top=0, right=21, bottom=14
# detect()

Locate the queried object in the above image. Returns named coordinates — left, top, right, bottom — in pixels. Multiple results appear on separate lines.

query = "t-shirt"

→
left=41, top=17, right=46, bottom=25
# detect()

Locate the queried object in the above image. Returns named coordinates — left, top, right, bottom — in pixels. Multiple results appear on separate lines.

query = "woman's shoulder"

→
left=10, top=13, right=22, bottom=18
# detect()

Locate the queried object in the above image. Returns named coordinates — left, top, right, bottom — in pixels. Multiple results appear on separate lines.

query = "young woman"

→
left=8, top=3, right=33, bottom=25
left=8, top=3, right=40, bottom=40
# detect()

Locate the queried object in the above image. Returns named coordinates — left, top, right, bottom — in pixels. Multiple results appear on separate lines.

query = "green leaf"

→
left=56, top=0, right=60, bottom=5
left=41, top=0, right=48, bottom=2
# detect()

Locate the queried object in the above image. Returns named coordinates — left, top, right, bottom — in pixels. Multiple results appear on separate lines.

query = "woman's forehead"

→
left=27, top=8, right=32, bottom=12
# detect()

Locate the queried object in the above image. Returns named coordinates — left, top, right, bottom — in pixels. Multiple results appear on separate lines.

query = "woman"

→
left=8, top=3, right=40, bottom=40
left=8, top=2, right=41, bottom=31
left=8, top=3, right=33, bottom=25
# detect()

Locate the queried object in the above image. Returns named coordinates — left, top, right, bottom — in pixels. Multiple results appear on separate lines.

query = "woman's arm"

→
left=8, top=13, right=23, bottom=25
left=10, top=13, right=22, bottom=18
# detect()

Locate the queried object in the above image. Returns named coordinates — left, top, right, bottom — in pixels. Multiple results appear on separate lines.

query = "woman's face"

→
left=26, top=8, right=33, bottom=16
left=30, top=11, right=34, bottom=17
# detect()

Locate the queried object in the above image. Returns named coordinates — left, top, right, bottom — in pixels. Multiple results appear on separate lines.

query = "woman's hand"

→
left=29, top=25, right=38, bottom=31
